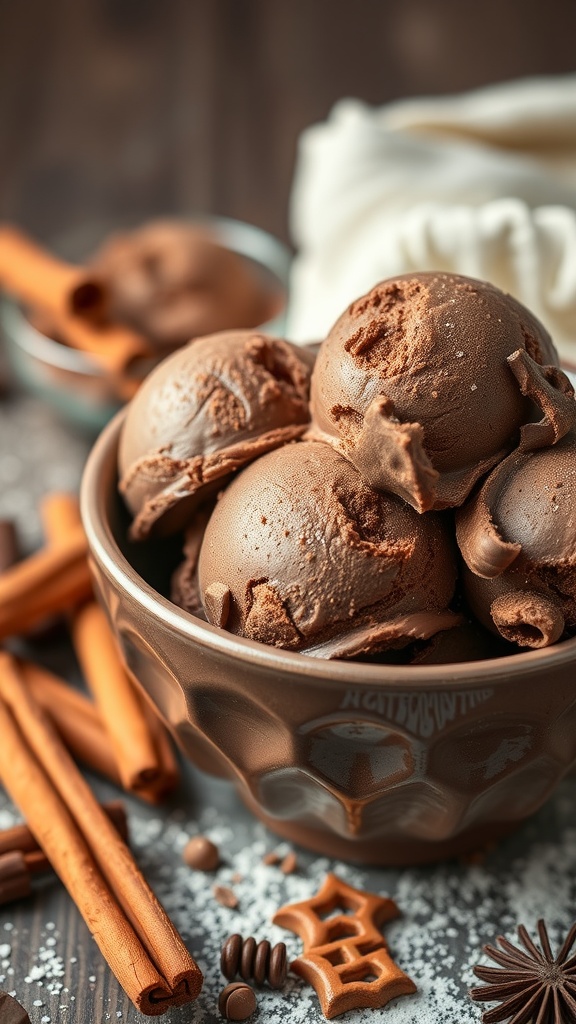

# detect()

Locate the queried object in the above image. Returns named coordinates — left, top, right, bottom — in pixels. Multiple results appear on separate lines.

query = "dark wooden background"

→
left=1, top=0, right=576, bottom=246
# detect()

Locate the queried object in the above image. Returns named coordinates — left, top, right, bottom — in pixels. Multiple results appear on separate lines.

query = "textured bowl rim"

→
left=81, top=410, right=576, bottom=691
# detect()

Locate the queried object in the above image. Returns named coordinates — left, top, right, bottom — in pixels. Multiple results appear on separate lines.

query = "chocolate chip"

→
left=182, top=835, right=220, bottom=871
left=218, top=982, right=256, bottom=1020
left=221, top=934, right=243, bottom=981
left=253, top=940, right=270, bottom=986
left=240, top=936, right=256, bottom=981
left=268, top=942, right=288, bottom=989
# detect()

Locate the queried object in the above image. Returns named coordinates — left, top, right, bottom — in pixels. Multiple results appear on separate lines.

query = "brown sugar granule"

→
left=213, top=884, right=239, bottom=909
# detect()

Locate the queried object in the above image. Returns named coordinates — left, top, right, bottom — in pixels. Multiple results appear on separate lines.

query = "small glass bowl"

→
left=0, top=216, right=291, bottom=434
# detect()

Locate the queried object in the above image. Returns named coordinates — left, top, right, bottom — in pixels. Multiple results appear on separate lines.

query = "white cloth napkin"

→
left=286, top=75, right=576, bottom=365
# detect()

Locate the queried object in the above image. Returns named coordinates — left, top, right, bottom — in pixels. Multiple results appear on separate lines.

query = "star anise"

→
left=469, top=919, right=576, bottom=1024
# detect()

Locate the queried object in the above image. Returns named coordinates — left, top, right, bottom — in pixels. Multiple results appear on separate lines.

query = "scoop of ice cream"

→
left=91, top=220, right=281, bottom=349
left=456, top=431, right=576, bottom=647
left=195, top=440, right=460, bottom=659
left=308, top=272, right=575, bottom=512
left=119, top=331, right=314, bottom=539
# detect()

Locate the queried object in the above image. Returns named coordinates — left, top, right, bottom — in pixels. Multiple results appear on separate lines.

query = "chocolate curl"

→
left=490, top=590, right=565, bottom=648
left=0, top=224, right=107, bottom=322
left=463, top=566, right=566, bottom=648
left=0, top=652, right=203, bottom=1015
left=507, top=350, right=576, bottom=450
left=347, top=395, right=504, bottom=513
left=347, top=396, right=439, bottom=513
left=456, top=467, right=522, bottom=579
left=40, top=494, right=179, bottom=800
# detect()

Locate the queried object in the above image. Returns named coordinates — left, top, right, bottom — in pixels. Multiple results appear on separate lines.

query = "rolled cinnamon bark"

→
left=0, top=529, right=92, bottom=640
left=0, top=799, right=128, bottom=860
left=19, top=660, right=122, bottom=786
left=40, top=494, right=179, bottom=798
left=0, top=652, right=202, bottom=1015
left=0, top=225, right=107, bottom=322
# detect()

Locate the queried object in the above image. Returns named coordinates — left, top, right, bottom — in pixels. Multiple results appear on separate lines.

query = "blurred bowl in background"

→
left=0, top=216, right=291, bottom=434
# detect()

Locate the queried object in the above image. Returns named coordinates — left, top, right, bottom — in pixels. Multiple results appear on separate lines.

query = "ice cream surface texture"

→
left=197, top=441, right=459, bottom=659
left=308, top=272, right=575, bottom=512
left=119, top=331, right=314, bottom=539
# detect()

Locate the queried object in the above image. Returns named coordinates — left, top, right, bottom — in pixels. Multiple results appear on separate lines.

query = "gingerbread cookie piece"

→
left=273, top=873, right=416, bottom=1018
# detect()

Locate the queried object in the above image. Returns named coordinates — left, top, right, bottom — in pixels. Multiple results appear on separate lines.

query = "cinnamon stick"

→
left=0, top=224, right=107, bottom=322
left=0, top=529, right=92, bottom=640
left=0, top=800, right=128, bottom=905
left=19, top=660, right=122, bottom=786
left=20, top=660, right=174, bottom=804
left=40, top=494, right=179, bottom=799
left=0, top=226, right=151, bottom=380
left=0, top=799, right=128, bottom=860
left=0, top=652, right=202, bottom=1014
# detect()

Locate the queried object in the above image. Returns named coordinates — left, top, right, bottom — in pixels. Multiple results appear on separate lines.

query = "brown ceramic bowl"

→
left=81, top=411, right=576, bottom=866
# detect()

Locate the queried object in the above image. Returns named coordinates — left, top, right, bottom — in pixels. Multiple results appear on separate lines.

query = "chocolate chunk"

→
left=182, top=835, right=220, bottom=871
left=204, top=582, right=231, bottom=628
left=0, top=990, right=31, bottom=1024
left=218, top=982, right=257, bottom=1020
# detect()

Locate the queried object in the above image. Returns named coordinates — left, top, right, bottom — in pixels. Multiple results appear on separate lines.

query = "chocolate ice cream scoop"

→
left=196, top=440, right=460, bottom=659
left=456, top=431, right=576, bottom=647
left=91, top=220, right=281, bottom=350
left=308, top=272, right=575, bottom=512
left=119, top=331, right=314, bottom=539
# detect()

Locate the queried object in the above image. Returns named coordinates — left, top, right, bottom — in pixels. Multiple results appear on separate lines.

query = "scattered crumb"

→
left=213, top=884, right=239, bottom=909
left=280, top=852, right=298, bottom=875
left=262, top=851, right=281, bottom=866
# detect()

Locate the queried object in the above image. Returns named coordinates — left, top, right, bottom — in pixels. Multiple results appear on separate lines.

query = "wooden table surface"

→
left=1, top=0, right=576, bottom=245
